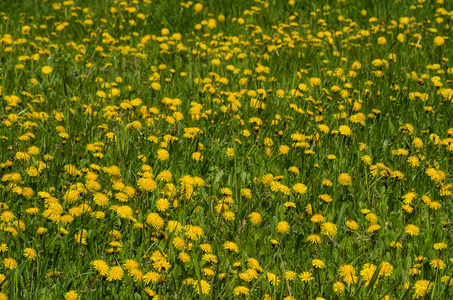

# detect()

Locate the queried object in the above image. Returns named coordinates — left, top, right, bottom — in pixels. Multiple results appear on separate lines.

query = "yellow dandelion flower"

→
left=157, top=149, right=169, bottom=161
left=137, top=177, right=157, bottom=192
left=23, top=248, right=37, bottom=260
left=193, top=280, right=210, bottom=295
left=299, top=271, right=313, bottom=282
left=93, top=193, right=109, bottom=207
left=434, top=36, right=445, bottom=46
left=293, top=183, right=307, bottom=194
left=107, top=266, right=124, bottom=281
left=143, top=272, right=160, bottom=284
left=64, top=290, right=79, bottom=300
left=267, top=272, right=280, bottom=285
left=115, top=205, right=133, bottom=219
left=433, top=242, right=447, bottom=250
left=311, top=213, right=325, bottom=223
left=338, top=173, right=352, bottom=186
left=338, top=125, right=353, bottom=136
left=413, top=280, right=432, bottom=299
left=146, top=213, right=165, bottom=229
left=277, top=221, right=290, bottom=234
left=233, top=286, right=250, bottom=296
left=430, top=259, right=446, bottom=270
left=333, top=281, right=345, bottom=294
left=312, top=259, right=325, bottom=269
left=156, top=198, right=170, bottom=212
left=223, top=241, right=239, bottom=253
left=157, top=170, right=172, bottom=182
left=226, top=148, right=235, bottom=157
left=405, top=224, right=420, bottom=236
left=285, top=271, right=297, bottom=281
left=3, top=258, right=17, bottom=269
left=42, top=66, right=53, bottom=74
left=321, top=222, right=337, bottom=236
left=249, top=212, right=262, bottom=225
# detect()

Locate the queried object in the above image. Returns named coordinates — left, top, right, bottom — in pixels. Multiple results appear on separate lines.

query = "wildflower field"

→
left=1, top=0, right=453, bottom=299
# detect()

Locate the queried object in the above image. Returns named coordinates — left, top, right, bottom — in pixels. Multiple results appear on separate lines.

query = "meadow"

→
left=0, top=0, right=453, bottom=299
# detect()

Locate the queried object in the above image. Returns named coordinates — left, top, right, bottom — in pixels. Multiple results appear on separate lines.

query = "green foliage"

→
left=0, top=0, right=452, bottom=299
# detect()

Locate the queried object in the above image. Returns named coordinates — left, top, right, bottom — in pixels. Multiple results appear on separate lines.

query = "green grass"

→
left=0, top=0, right=453, bottom=299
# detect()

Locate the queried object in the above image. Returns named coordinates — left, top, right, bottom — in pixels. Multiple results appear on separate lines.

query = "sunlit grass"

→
left=0, top=0, right=453, bottom=299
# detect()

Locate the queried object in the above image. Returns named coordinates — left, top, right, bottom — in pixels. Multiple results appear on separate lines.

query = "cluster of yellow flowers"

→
left=0, top=0, right=453, bottom=298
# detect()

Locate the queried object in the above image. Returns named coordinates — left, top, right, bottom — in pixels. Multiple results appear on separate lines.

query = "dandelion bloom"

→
left=0, top=211, right=15, bottom=222
left=318, top=124, right=330, bottom=133
left=223, top=211, right=235, bottom=221
left=346, top=220, right=359, bottom=230
left=157, top=170, right=172, bottom=182
left=64, top=291, right=79, bottom=300
left=307, top=234, right=321, bottom=244
left=137, top=177, right=157, bottom=192
left=339, top=264, right=356, bottom=278
left=37, top=227, right=48, bottom=235
left=115, top=205, right=133, bottom=218
left=146, top=213, right=165, bottom=229
left=338, top=173, right=352, bottom=186
left=184, top=225, right=204, bottom=240
left=249, top=212, right=262, bottom=225
left=367, top=224, right=381, bottom=233
left=434, top=36, right=445, bottom=46
left=178, top=252, right=191, bottom=263
left=318, top=194, right=332, bottom=202
left=107, top=266, right=124, bottom=281
left=23, top=248, right=37, bottom=260
left=333, top=281, right=345, bottom=294
left=151, top=82, right=161, bottom=91
left=413, top=280, right=432, bottom=299
left=293, top=183, right=307, bottom=194
left=199, top=243, right=212, bottom=253
left=285, top=271, right=297, bottom=281
left=312, top=259, right=325, bottom=269
left=233, top=286, right=250, bottom=296
left=93, top=192, right=109, bottom=207
left=155, top=198, right=170, bottom=212
left=226, top=148, right=235, bottom=157
left=379, top=262, right=393, bottom=277
left=3, top=258, right=17, bottom=269
left=277, top=221, right=290, bottom=234
left=309, top=77, right=321, bottom=86
left=299, top=271, right=313, bottom=282
left=430, top=259, right=446, bottom=270
left=338, top=125, right=353, bottom=136
left=42, top=66, right=53, bottom=74
left=321, top=222, right=337, bottom=236
left=311, top=214, right=325, bottom=223
left=143, top=271, right=160, bottom=284
left=223, top=241, right=239, bottom=253
left=157, top=149, right=169, bottom=161
left=203, top=254, right=218, bottom=263
left=193, top=3, right=203, bottom=12
left=288, top=166, right=299, bottom=174
left=279, top=145, right=290, bottom=154
left=405, top=224, right=420, bottom=236
left=91, top=259, right=109, bottom=276
left=433, top=242, right=447, bottom=250
left=193, top=280, right=210, bottom=295
left=267, top=272, right=280, bottom=285
left=407, top=156, right=420, bottom=169
left=360, top=263, right=377, bottom=286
